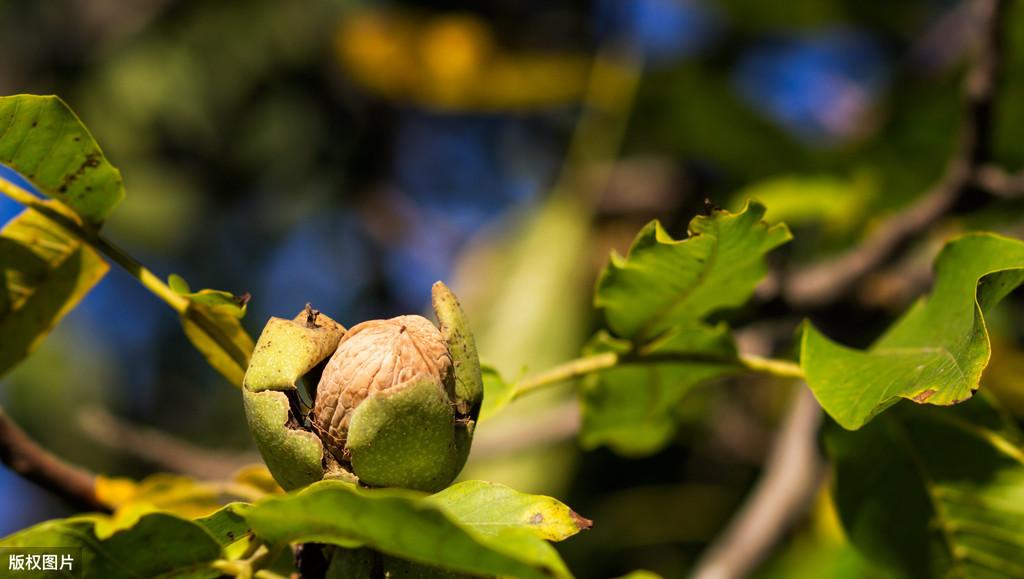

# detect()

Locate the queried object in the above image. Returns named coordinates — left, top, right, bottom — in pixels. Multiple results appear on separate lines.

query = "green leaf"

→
left=244, top=480, right=574, bottom=579
left=0, top=208, right=108, bottom=377
left=173, top=275, right=258, bottom=387
left=614, top=572, right=664, bottom=579
left=477, top=364, right=515, bottom=422
left=429, top=480, right=592, bottom=542
left=0, top=95, right=124, bottom=226
left=0, top=513, right=224, bottom=578
left=802, top=233, right=1024, bottom=430
left=195, top=503, right=251, bottom=547
left=594, top=201, right=790, bottom=341
left=579, top=326, right=738, bottom=455
left=826, top=395, right=1024, bottom=578
left=733, top=173, right=875, bottom=237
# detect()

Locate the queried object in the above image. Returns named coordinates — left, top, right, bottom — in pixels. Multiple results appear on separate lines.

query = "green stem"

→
left=0, top=178, right=189, bottom=313
left=2, top=178, right=256, bottom=386
left=510, top=350, right=804, bottom=400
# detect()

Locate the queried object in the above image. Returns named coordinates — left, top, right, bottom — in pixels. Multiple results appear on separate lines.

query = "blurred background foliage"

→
left=1, top=0, right=1024, bottom=577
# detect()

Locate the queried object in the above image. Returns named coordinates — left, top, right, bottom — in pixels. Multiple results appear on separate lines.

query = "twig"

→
left=509, top=351, right=803, bottom=401
left=974, top=164, right=1024, bottom=198
left=0, top=178, right=251, bottom=388
left=782, top=0, right=1007, bottom=308
left=78, top=407, right=260, bottom=480
left=0, top=407, right=109, bottom=513
left=690, top=387, right=824, bottom=579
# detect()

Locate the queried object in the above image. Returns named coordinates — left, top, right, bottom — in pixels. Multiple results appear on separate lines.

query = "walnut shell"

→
left=313, top=315, right=454, bottom=461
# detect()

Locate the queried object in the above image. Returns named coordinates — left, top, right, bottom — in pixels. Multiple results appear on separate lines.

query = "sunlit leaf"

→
left=581, top=203, right=788, bottom=454
left=0, top=95, right=124, bottom=226
left=826, top=395, right=1024, bottom=578
left=0, top=208, right=108, bottom=378
left=0, top=513, right=223, bottom=578
left=802, top=233, right=1024, bottom=430
left=595, top=201, right=790, bottom=341
left=244, top=480, right=574, bottom=579
left=429, top=480, right=592, bottom=542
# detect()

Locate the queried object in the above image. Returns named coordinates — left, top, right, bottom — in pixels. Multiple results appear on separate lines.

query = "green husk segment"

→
left=243, top=389, right=325, bottom=490
left=431, top=281, right=484, bottom=419
left=244, top=311, right=345, bottom=392
left=347, top=378, right=463, bottom=492
left=242, top=309, right=346, bottom=490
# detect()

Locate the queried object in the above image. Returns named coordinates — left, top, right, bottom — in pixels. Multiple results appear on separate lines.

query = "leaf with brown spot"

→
left=0, top=95, right=124, bottom=226
left=803, top=234, right=1024, bottom=430
left=430, top=480, right=591, bottom=542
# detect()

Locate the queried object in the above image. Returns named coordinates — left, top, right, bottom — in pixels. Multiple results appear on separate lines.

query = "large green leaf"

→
left=429, top=480, right=592, bottom=542
left=0, top=208, right=108, bottom=377
left=580, top=326, right=738, bottom=455
left=581, top=203, right=788, bottom=454
left=802, top=233, right=1024, bottom=430
left=826, top=395, right=1024, bottom=578
left=594, top=201, right=790, bottom=341
left=0, top=513, right=224, bottom=579
left=244, top=480, right=574, bottom=579
left=0, top=95, right=124, bottom=226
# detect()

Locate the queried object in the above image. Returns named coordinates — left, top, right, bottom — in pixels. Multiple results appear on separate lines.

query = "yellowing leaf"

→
left=0, top=207, right=108, bottom=378
left=429, top=480, right=592, bottom=542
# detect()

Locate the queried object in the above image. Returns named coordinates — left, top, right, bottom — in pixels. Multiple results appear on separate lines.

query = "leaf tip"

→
left=570, top=510, right=593, bottom=531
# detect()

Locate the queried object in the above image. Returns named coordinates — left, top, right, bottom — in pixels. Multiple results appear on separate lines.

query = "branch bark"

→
left=782, top=0, right=1008, bottom=308
left=78, top=407, right=260, bottom=480
left=0, top=407, right=109, bottom=513
left=690, top=387, right=824, bottom=579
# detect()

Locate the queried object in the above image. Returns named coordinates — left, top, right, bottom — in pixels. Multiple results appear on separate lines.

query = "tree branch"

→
left=690, top=387, right=824, bottom=579
left=78, top=407, right=260, bottom=480
left=782, top=0, right=1008, bottom=308
left=0, top=407, right=109, bottom=513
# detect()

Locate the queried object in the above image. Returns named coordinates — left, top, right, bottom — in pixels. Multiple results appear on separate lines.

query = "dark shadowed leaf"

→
left=826, top=395, right=1024, bottom=578
left=0, top=513, right=223, bottom=579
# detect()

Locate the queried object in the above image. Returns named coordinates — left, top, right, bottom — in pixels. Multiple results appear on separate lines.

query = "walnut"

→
left=313, top=315, right=454, bottom=460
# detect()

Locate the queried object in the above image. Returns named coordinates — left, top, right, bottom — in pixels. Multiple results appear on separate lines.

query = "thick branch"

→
left=690, top=387, right=824, bottom=579
left=783, top=0, right=1007, bottom=308
left=0, top=407, right=109, bottom=513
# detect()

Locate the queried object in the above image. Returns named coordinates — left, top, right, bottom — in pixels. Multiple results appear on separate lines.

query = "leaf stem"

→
left=510, top=350, right=804, bottom=400
left=0, top=178, right=190, bottom=313
left=510, top=353, right=619, bottom=400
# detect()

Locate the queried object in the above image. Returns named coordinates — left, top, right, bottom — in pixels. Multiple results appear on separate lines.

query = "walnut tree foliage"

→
left=1, top=94, right=1024, bottom=579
